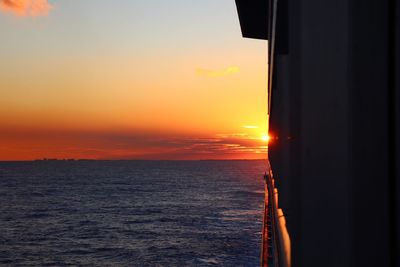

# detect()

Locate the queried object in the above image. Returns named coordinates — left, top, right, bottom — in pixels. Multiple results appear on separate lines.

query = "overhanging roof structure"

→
left=235, top=0, right=269, bottom=40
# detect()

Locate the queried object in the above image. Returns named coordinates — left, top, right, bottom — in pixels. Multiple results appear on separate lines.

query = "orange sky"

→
left=0, top=0, right=268, bottom=160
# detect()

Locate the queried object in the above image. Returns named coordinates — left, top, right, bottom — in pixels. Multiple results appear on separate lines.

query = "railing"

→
left=261, top=163, right=291, bottom=267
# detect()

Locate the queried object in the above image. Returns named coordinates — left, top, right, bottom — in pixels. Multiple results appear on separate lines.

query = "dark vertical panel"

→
left=298, top=0, right=350, bottom=265
left=393, top=0, right=400, bottom=264
left=389, top=0, right=397, bottom=263
left=276, top=0, right=289, bottom=54
left=269, top=55, right=291, bottom=214
left=268, top=0, right=301, bottom=264
left=350, top=0, right=391, bottom=265
left=287, top=0, right=303, bottom=265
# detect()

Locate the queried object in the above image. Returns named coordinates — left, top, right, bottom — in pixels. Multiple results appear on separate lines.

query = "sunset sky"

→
left=0, top=0, right=268, bottom=160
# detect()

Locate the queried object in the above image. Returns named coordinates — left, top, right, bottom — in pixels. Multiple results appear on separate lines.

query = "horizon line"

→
left=0, top=158, right=268, bottom=162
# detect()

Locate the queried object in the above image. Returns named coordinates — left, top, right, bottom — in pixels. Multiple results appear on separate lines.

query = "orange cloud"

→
left=0, top=127, right=268, bottom=160
left=0, top=0, right=51, bottom=16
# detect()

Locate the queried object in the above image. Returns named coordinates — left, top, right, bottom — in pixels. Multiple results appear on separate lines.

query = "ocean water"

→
left=0, top=160, right=266, bottom=266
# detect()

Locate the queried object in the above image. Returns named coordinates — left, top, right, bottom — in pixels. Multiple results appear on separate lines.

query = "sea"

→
left=0, top=160, right=266, bottom=266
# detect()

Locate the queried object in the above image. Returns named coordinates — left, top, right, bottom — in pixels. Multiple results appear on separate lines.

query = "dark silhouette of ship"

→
left=235, top=0, right=399, bottom=266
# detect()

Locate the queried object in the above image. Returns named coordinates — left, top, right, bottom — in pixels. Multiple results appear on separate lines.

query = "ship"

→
left=235, top=0, right=399, bottom=266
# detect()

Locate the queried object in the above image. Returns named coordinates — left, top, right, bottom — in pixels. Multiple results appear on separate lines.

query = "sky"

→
left=0, top=0, right=268, bottom=160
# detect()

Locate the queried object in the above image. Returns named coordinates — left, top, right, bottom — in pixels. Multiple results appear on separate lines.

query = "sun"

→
left=261, top=134, right=270, bottom=143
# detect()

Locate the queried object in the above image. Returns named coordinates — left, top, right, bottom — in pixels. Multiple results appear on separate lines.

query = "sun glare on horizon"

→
left=261, top=134, right=270, bottom=143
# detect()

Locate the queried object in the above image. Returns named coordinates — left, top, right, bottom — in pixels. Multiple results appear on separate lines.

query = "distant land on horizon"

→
left=0, top=158, right=268, bottom=162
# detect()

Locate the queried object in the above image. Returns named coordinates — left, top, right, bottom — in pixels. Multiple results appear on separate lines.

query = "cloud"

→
left=0, top=127, right=267, bottom=160
left=196, top=66, right=240, bottom=77
left=158, top=134, right=267, bottom=158
left=242, top=125, right=258, bottom=129
left=0, top=0, right=52, bottom=16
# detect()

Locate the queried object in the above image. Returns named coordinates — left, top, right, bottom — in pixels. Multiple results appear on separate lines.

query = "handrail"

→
left=261, top=163, right=291, bottom=267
